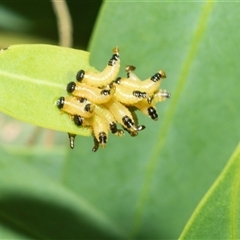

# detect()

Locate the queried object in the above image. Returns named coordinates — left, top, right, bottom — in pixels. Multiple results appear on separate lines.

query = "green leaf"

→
left=0, top=149, right=126, bottom=239
left=0, top=44, right=92, bottom=136
left=179, top=142, right=240, bottom=239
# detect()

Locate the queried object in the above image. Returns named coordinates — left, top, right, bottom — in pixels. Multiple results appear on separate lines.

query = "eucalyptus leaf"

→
left=0, top=44, right=93, bottom=136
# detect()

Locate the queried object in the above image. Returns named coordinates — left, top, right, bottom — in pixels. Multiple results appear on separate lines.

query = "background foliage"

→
left=0, top=1, right=239, bottom=239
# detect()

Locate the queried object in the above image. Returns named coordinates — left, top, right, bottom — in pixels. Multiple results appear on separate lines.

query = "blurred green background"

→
left=0, top=1, right=240, bottom=239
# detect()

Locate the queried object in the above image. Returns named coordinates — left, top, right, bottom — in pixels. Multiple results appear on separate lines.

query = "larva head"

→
left=56, top=96, right=65, bottom=109
left=66, top=82, right=76, bottom=93
left=125, top=65, right=136, bottom=73
left=112, top=46, right=119, bottom=55
left=98, top=132, right=107, bottom=147
left=76, top=70, right=85, bottom=82
left=84, top=103, right=95, bottom=113
left=148, top=107, right=158, bottom=120
left=73, top=115, right=83, bottom=126
left=159, top=70, right=166, bottom=78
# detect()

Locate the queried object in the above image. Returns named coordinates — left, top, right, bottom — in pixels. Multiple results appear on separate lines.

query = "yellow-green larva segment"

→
left=104, top=98, right=138, bottom=136
left=76, top=47, right=120, bottom=88
left=133, top=90, right=170, bottom=120
left=94, top=104, right=124, bottom=137
left=114, top=83, right=150, bottom=105
left=56, top=96, right=95, bottom=118
left=0, top=44, right=99, bottom=136
left=119, top=66, right=166, bottom=94
left=67, top=81, right=116, bottom=104
left=83, top=115, right=109, bottom=149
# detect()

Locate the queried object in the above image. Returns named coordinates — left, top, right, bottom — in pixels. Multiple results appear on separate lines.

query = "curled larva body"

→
left=118, top=68, right=166, bottom=94
left=133, top=100, right=159, bottom=121
left=56, top=96, right=94, bottom=118
left=94, top=104, right=124, bottom=136
left=104, top=98, right=141, bottom=136
left=72, top=115, right=108, bottom=152
left=114, top=83, right=151, bottom=105
left=83, top=115, right=109, bottom=150
left=66, top=82, right=115, bottom=104
left=132, top=89, right=170, bottom=120
left=76, top=47, right=120, bottom=88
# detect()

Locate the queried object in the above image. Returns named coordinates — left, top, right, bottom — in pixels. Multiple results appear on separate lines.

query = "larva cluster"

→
left=56, top=47, right=170, bottom=152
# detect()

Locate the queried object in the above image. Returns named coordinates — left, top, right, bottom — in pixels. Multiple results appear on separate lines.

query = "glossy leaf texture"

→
left=0, top=2, right=240, bottom=240
left=179, top=142, right=240, bottom=239
left=0, top=44, right=92, bottom=136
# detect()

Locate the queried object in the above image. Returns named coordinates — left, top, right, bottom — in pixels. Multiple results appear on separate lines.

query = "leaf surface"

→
left=179, top=143, right=240, bottom=239
left=0, top=44, right=92, bottom=136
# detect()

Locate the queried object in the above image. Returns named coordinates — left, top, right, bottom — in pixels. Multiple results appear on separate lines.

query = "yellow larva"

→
left=116, top=65, right=166, bottom=94
left=133, top=90, right=170, bottom=120
left=114, top=83, right=152, bottom=105
left=76, top=47, right=120, bottom=88
left=56, top=47, right=171, bottom=152
left=73, top=114, right=109, bottom=152
left=133, top=101, right=159, bottom=121
left=94, top=104, right=124, bottom=137
left=66, top=81, right=115, bottom=104
left=56, top=96, right=94, bottom=118
left=104, top=98, right=145, bottom=136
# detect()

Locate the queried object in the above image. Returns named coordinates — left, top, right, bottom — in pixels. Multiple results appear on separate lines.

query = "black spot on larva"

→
left=133, top=91, right=147, bottom=98
left=84, top=103, right=92, bottom=112
left=122, top=116, right=134, bottom=129
left=73, top=115, right=83, bottom=126
left=79, top=97, right=87, bottom=103
left=148, top=107, right=158, bottom=120
left=150, top=72, right=161, bottom=82
left=101, top=89, right=110, bottom=95
left=108, top=53, right=119, bottom=66
left=115, top=77, right=121, bottom=84
left=109, top=122, right=118, bottom=134
left=66, top=82, right=76, bottom=93
left=56, top=97, right=65, bottom=109
left=99, top=132, right=107, bottom=144
left=76, top=70, right=85, bottom=81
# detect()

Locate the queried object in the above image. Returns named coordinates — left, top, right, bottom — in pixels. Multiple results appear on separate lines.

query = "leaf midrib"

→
left=0, top=69, right=64, bottom=90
